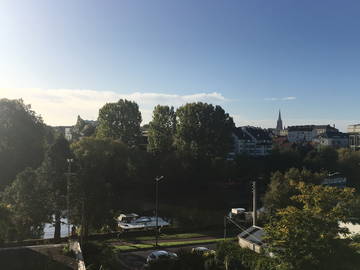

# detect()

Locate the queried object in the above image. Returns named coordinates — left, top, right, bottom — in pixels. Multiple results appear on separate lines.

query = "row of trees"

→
left=1, top=97, right=360, bottom=251
left=0, top=98, right=237, bottom=241
left=95, top=99, right=235, bottom=160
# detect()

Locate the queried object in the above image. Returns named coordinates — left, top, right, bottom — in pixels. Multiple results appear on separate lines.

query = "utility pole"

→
left=155, top=176, right=164, bottom=247
left=66, top=158, right=74, bottom=240
left=252, top=181, right=257, bottom=227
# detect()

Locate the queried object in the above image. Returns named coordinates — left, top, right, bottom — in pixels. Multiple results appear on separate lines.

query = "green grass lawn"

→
left=128, top=232, right=209, bottom=241
left=113, top=237, right=237, bottom=252
left=105, top=231, right=223, bottom=244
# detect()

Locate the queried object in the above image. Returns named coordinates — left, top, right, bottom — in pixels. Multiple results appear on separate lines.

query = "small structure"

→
left=238, top=226, right=265, bottom=253
left=237, top=181, right=265, bottom=254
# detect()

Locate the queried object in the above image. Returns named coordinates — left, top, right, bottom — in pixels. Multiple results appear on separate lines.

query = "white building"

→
left=238, top=226, right=265, bottom=254
left=313, top=132, right=348, bottom=149
left=348, top=124, right=360, bottom=151
left=348, top=124, right=360, bottom=133
left=64, top=127, right=73, bottom=141
left=287, top=125, right=338, bottom=143
left=232, top=126, right=272, bottom=156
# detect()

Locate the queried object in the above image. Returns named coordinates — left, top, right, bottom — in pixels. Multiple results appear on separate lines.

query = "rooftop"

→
left=233, top=126, right=272, bottom=141
left=288, top=125, right=337, bottom=132
left=238, top=226, right=265, bottom=246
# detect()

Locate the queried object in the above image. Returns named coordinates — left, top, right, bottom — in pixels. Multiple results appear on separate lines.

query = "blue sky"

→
left=0, top=0, right=359, bottom=130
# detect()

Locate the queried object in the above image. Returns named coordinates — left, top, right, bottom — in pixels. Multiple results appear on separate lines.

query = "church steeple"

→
left=276, top=110, right=283, bottom=130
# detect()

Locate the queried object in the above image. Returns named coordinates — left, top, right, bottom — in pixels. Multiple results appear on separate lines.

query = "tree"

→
left=147, top=105, right=176, bottom=154
left=303, top=147, right=339, bottom=171
left=216, top=240, right=276, bottom=270
left=337, top=148, right=360, bottom=191
left=3, top=168, right=50, bottom=240
left=0, top=203, right=13, bottom=242
left=265, top=182, right=360, bottom=269
left=174, top=103, right=235, bottom=159
left=37, top=136, right=71, bottom=239
left=96, top=99, right=142, bottom=147
left=0, top=99, right=45, bottom=189
left=71, top=137, right=131, bottom=238
left=263, top=168, right=325, bottom=215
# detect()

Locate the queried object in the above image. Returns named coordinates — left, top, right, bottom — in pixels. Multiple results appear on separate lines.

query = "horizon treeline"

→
left=0, top=97, right=360, bottom=243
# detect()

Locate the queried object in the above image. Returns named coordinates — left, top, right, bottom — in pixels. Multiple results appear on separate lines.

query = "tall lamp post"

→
left=155, top=176, right=164, bottom=247
left=66, top=158, right=74, bottom=240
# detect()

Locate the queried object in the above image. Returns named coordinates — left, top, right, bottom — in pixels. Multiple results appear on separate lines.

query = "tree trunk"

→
left=54, top=212, right=61, bottom=240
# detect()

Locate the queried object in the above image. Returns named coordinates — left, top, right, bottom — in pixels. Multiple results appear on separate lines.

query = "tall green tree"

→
left=265, top=182, right=360, bottom=270
left=71, top=137, right=131, bottom=238
left=38, top=136, right=71, bottom=239
left=96, top=99, right=142, bottom=147
left=0, top=203, right=13, bottom=242
left=0, top=99, right=45, bottom=189
left=304, top=146, right=339, bottom=171
left=337, top=148, right=360, bottom=191
left=263, top=168, right=325, bottom=215
left=174, top=103, right=235, bottom=159
left=3, top=168, right=50, bottom=240
left=147, top=105, right=176, bottom=154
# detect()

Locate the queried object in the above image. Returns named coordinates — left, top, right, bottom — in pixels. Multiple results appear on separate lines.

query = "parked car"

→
left=191, top=247, right=216, bottom=256
left=145, top=250, right=178, bottom=267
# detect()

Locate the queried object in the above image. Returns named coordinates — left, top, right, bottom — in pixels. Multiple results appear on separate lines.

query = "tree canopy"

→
left=96, top=99, right=142, bottom=147
left=3, top=168, right=50, bottom=240
left=265, top=182, right=360, bottom=269
left=263, top=168, right=325, bottom=215
left=0, top=99, right=46, bottom=189
left=70, top=137, right=132, bottom=237
left=174, top=102, right=235, bottom=159
left=147, top=105, right=176, bottom=154
left=37, top=136, right=72, bottom=239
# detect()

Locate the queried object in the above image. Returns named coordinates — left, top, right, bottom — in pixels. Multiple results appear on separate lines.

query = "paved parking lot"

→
left=118, top=243, right=217, bottom=270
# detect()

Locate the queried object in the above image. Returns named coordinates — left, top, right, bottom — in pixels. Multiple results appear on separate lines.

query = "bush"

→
left=62, top=245, right=76, bottom=258
left=82, top=241, right=120, bottom=270
left=216, top=240, right=277, bottom=270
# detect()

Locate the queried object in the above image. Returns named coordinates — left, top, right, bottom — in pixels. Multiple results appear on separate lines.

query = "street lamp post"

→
left=155, top=176, right=164, bottom=247
left=66, top=158, right=74, bottom=240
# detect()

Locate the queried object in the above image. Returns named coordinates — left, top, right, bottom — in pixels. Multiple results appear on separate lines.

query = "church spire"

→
left=276, top=110, right=283, bottom=130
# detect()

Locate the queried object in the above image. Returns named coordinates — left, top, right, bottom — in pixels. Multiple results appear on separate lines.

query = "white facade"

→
left=313, top=133, right=349, bottom=148
left=287, top=125, right=338, bottom=143
left=288, top=129, right=314, bottom=142
left=232, top=127, right=272, bottom=156
left=64, top=127, right=73, bottom=141
left=348, top=124, right=360, bottom=133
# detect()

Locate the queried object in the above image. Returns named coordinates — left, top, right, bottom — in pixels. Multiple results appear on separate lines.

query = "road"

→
left=118, top=243, right=217, bottom=270
left=0, top=243, right=66, bottom=251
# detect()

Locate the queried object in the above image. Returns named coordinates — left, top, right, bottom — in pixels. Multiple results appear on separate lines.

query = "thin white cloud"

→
left=264, top=96, right=297, bottom=101
left=282, top=96, right=296, bottom=101
left=0, top=88, right=227, bottom=126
